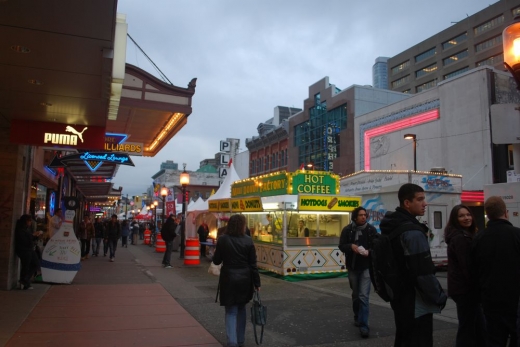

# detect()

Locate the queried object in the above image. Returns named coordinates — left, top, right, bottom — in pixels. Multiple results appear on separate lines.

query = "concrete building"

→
left=353, top=66, right=520, bottom=229
left=388, top=0, right=520, bottom=94
left=373, top=57, right=389, bottom=89
left=287, top=77, right=411, bottom=176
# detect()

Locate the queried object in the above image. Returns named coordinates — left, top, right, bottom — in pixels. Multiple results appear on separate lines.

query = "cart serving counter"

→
left=209, top=170, right=361, bottom=277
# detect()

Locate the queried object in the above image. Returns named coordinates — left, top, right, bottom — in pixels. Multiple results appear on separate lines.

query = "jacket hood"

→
left=380, top=207, right=425, bottom=235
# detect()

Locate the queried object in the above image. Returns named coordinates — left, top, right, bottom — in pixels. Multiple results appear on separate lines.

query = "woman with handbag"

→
left=213, top=214, right=261, bottom=347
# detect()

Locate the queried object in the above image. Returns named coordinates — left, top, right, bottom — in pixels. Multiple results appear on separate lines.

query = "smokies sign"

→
left=9, top=120, right=105, bottom=150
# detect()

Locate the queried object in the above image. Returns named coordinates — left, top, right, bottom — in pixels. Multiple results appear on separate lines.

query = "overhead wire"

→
left=127, top=33, right=173, bottom=86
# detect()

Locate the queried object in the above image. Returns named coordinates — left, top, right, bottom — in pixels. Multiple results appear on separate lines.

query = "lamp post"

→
left=153, top=200, right=159, bottom=229
left=160, top=186, right=168, bottom=226
left=179, top=163, right=190, bottom=259
left=503, top=15, right=520, bottom=90
left=404, top=134, right=417, bottom=171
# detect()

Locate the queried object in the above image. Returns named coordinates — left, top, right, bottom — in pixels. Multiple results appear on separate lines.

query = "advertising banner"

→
left=298, top=195, right=361, bottom=212
left=230, top=197, right=263, bottom=212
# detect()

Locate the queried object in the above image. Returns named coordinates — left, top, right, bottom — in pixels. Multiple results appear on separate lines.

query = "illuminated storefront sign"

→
left=298, top=195, right=361, bottom=212
left=9, top=120, right=105, bottom=150
left=104, top=133, right=143, bottom=156
left=230, top=197, right=263, bottom=212
left=48, top=152, right=135, bottom=172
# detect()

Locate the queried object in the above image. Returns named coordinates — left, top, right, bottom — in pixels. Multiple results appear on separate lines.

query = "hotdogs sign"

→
left=298, top=195, right=361, bottom=212
left=231, top=170, right=339, bottom=198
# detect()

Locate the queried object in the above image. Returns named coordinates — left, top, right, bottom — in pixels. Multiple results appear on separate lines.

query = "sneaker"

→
left=165, top=265, right=172, bottom=269
left=110, top=258, right=114, bottom=262
left=360, top=328, right=369, bottom=338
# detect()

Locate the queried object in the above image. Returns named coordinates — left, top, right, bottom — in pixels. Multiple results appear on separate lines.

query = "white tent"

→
left=208, top=162, right=241, bottom=201
left=188, top=196, right=208, bottom=213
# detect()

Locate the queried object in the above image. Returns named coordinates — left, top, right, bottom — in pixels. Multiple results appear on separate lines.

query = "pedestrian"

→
left=471, top=196, right=520, bottom=346
left=161, top=214, right=177, bottom=268
left=121, top=220, right=130, bottom=248
left=92, top=217, right=104, bottom=256
left=212, top=214, right=261, bottom=347
left=132, top=221, right=139, bottom=245
left=49, top=208, right=63, bottom=239
left=79, top=215, right=94, bottom=260
left=14, top=214, right=41, bottom=290
left=198, top=219, right=209, bottom=258
left=105, top=214, right=121, bottom=262
left=444, top=204, right=486, bottom=346
left=379, top=183, right=447, bottom=346
left=139, top=221, right=144, bottom=240
left=338, top=206, right=377, bottom=338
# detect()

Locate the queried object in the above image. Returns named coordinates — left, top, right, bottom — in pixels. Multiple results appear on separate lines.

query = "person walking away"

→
left=198, top=220, right=209, bottom=258
left=339, top=206, right=377, bottom=338
left=105, top=214, right=121, bottom=262
left=49, top=208, right=63, bottom=239
left=139, top=221, right=144, bottom=240
left=92, top=217, right=104, bottom=256
left=213, top=214, right=261, bottom=347
left=15, top=214, right=40, bottom=290
left=379, top=183, right=447, bottom=346
left=79, top=215, right=93, bottom=260
left=471, top=196, right=520, bottom=347
left=121, top=220, right=130, bottom=248
left=131, top=221, right=139, bottom=245
left=444, top=204, right=486, bottom=346
left=161, top=214, right=177, bottom=268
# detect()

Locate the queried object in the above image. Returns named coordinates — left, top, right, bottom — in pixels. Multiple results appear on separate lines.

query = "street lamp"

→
left=179, top=163, right=190, bottom=258
left=404, top=134, right=417, bottom=171
left=153, top=200, right=159, bottom=227
left=503, top=15, right=520, bottom=90
left=160, top=186, right=168, bottom=226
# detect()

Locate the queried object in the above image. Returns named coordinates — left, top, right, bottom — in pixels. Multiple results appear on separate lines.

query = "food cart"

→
left=209, top=169, right=361, bottom=277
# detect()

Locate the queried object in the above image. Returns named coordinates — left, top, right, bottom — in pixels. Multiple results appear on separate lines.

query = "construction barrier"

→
left=184, top=238, right=200, bottom=265
left=155, top=233, right=166, bottom=253
left=144, top=229, right=151, bottom=245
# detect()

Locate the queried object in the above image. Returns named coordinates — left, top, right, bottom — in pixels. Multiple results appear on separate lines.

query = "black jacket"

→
left=338, top=222, right=377, bottom=271
left=161, top=217, right=177, bottom=242
left=445, top=226, right=475, bottom=297
left=380, top=207, right=447, bottom=312
left=213, top=234, right=261, bottom=306
left=471, top=219, right=520, bottom=306
left=15, top=225, right=35, bottom=253
left=105, top=221, right=121, bottom=240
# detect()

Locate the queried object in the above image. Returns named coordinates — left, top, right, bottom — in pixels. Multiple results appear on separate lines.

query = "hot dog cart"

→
left=209, top=169, right=361, bottom=277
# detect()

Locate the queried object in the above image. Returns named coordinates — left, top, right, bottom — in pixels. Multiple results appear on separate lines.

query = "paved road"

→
left=129, top=243, right=458, bottom=347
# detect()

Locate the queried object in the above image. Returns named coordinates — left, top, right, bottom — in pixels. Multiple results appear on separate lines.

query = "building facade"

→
left=388, top=0, right=520, bottom=94
left=372, top=57, right=389, bottom=89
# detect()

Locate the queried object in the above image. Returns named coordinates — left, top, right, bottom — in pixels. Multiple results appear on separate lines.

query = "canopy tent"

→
left=207, top=162, right=241, bottom=202
left=188, top=196, right=208, bottom=213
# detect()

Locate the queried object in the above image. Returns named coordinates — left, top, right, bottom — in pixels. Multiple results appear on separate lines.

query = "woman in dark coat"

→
left=444, top=204, right=485, bottom=346
left=213, top=214, right=261, bottom=347
left=15, top=214, right=40, bottom=290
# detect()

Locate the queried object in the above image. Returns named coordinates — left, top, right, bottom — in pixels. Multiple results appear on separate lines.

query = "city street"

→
left=2, top=242, right=458, bottom=346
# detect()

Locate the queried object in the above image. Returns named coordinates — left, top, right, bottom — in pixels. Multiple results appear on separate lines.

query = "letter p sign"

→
left=220, top=141, right=231, bottom=152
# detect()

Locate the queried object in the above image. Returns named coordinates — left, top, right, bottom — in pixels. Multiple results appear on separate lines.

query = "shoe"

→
left=104, top=254, right=107, bottom=257
left=360, top=328, right=369, bottom=338
left=165, top=265, right=172, bottom=269
left=353, top=321, right=360, bottom=327
left=110, top=258, right=114, bottom=262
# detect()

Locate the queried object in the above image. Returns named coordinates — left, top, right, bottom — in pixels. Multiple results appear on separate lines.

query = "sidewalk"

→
left=1, top=241, right=458, bottom=347
left=2, top=244, right=221, bottom=347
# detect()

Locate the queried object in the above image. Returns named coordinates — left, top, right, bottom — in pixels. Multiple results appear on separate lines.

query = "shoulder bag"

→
left=250, top=289, right=267, bottom=345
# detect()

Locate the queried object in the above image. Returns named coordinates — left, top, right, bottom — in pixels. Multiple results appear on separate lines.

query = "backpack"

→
left=368, top=224, right=417, bottom=302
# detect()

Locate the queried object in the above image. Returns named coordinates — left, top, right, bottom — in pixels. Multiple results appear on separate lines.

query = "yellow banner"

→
left=230, top=197, right=263, bottom=212
left=298, top=195, right=361, bottom=212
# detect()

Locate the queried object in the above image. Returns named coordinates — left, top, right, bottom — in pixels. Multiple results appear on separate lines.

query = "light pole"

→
left=404, top=134, right=417, bottom=171
left=503, top=15, right=520, bottom=90
left=153, top=200, right=159, bottom=229
left=160, top=186, right=168, bottom=226
left=179, top=163, right=190, bottom=259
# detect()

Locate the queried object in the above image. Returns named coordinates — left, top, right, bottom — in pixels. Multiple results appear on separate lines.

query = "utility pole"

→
left=125, top=194, right=128, bottom=218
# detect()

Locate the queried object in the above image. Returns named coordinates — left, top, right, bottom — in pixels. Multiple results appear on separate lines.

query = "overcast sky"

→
left=112, top=0, right=494, bottom=197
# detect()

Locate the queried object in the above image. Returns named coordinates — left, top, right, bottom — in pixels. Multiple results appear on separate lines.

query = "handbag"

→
left=208, top=262, right=221, bottom=276
left=250, top=289, right=267, bottom=345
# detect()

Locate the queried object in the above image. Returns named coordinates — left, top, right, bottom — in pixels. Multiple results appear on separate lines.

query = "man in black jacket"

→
left=339, top=207, right=377, bottom=338
left=379, top=183, right=447, bottom=346
left=161, top=214, right=177, bottom=268
left=471, top=196, right=520, bottom=346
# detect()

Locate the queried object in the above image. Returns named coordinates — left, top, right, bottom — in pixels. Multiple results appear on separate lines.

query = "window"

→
left=443, top=50, right=468, bottom=66
left=442, top=32, right=468, bottom=50
left=402, top=89, right=411, bottom=94
left=415, top=63, right=438, bottom=78
left=391, top=60, right=410, bottom=75
left=476, top=54, right=503, bottom=67
left=514, top=6, right=520, bottom=17
left=391, top=75, right=410, bottom=88
left=416, top=79, right=437, bottom=93
left=475, top=35, right=502, bottom=52
left=265, top=156, right=269, bottom=171
left=474, top=15, right=504, bottom=36
left=508, top=144, right=515, bottom=168
left=415, top=47, right=436, bottom=63
left=433, top=211, right=442, bottom=230
left=444, top=66, right=469, bottom=80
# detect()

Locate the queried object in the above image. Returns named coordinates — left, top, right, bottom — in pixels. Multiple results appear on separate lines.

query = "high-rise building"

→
left=387, top=0, right=520, bottom=94
left=372, top=57, right=389, bottom=89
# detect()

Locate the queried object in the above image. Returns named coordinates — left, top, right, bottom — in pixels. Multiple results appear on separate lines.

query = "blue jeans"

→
left=108, top=239, right=118, bottom=258
left=92, top=238, right=102, bottom=255
left=348, top=268, right=371, bottom=330
left=225, top=304, right=246, bottom=347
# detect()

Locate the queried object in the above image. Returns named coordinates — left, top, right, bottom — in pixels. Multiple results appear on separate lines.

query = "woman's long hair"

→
left=446, top=204, right=478, bottom=234
left=15, top=214, right=32, bottom=232
left=226, top=214, right=246, bottom=237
